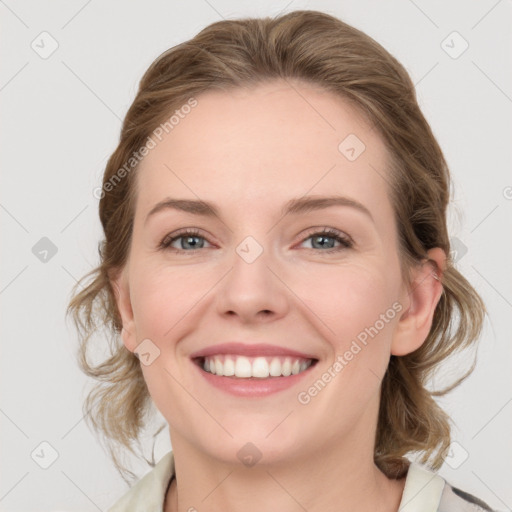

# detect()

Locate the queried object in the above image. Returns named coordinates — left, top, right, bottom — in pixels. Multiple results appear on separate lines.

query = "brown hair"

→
left=67, top=10, right=486, bottom=483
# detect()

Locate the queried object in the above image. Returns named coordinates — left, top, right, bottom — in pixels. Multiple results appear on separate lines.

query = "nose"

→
left=215, top=244, right=290, bottom=324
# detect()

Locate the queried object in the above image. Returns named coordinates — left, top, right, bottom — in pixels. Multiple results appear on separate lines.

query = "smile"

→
left=189, top=342, right=319, bottom=397
left=200, top=355, right=315, bottom=378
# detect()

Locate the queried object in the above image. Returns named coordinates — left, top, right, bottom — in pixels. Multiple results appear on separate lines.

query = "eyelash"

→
left=158, top=227, right=353, bottom=255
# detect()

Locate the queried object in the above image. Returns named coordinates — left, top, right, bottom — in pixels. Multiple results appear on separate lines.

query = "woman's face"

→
left=114, top=80, right=437, bottom=465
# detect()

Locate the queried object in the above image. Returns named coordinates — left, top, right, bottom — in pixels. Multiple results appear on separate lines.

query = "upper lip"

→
left=190, top=342, right=318, bottom=360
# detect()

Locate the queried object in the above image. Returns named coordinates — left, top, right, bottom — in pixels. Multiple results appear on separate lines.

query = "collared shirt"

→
left=106, top=451, right=496, bottom=512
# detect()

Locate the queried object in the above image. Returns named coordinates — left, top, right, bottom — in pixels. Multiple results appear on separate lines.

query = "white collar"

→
left=107, top=452, right=446, bottom=512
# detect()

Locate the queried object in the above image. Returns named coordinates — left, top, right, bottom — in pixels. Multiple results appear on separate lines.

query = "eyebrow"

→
left=144, top=195, right=374, bottom=224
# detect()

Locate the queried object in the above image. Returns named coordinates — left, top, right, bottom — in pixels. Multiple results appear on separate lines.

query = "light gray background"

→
left=1, top=0, right=511, bottom=510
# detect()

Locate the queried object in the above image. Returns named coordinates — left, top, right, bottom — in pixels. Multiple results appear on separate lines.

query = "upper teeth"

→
left=203, top=355, right=313, bottom=378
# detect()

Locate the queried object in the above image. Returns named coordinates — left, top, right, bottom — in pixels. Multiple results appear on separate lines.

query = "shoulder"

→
left=438, top=482, right=496, bottom=512
left=106, top=451, right=175, bottom=512
left=400, top=462, right=497, bottom=512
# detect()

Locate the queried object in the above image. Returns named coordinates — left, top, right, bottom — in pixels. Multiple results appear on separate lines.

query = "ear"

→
left=391, top=247, right=446, bottom=356
left=110, top=267, right=137, bottom=353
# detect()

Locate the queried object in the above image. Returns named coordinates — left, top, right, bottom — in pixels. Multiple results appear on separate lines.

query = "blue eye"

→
left=300, top=228, right=353, bottom=253
left=159, top=227, right=353, bottom=254
left=159, top=229, right=208, bottom=252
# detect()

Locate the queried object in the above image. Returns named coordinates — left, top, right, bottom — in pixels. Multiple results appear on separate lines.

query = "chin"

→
left=198, top=423, right=311, bottom=468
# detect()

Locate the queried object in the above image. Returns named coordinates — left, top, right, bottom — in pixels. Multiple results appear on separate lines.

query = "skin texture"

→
left=112, top=79, right=446, bottom=512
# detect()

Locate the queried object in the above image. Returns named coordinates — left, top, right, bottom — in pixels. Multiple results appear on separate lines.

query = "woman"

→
left=68, top=10, right=495, bottom=512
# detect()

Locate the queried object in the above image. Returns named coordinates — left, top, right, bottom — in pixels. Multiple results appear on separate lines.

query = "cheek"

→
left=297, top=263, right=401, bottom=396
left=130, top=263, right=205, bottom=340
left=130, top=265, right=202, bottom=416
left=297, top=264, right=398, bottom=346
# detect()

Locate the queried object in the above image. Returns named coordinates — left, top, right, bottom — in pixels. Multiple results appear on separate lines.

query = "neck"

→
left=164, top=428, right=406, bottom=512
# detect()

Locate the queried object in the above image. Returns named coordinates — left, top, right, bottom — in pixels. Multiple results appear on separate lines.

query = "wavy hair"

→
left=67, top=10, right=486, bottom=483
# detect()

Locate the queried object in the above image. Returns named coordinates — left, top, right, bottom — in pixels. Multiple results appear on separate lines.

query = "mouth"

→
left=191, top=353, right=319, bottom=398
left=193, top=355, right=318, bottom=379
left=189, top=342, right=319, bottom=397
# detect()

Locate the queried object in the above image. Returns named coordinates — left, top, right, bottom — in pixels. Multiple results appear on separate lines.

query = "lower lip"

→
left=193, top=359, right=317, bottom=397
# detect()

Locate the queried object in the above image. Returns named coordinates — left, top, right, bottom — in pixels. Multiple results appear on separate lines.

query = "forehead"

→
left=135, top=80, right=394, bottom=226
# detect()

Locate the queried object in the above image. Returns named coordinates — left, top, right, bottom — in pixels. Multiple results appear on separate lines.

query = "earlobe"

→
left=391, top=248, right=446, bottom=356
left=110, top=268, right=137, bottom=353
